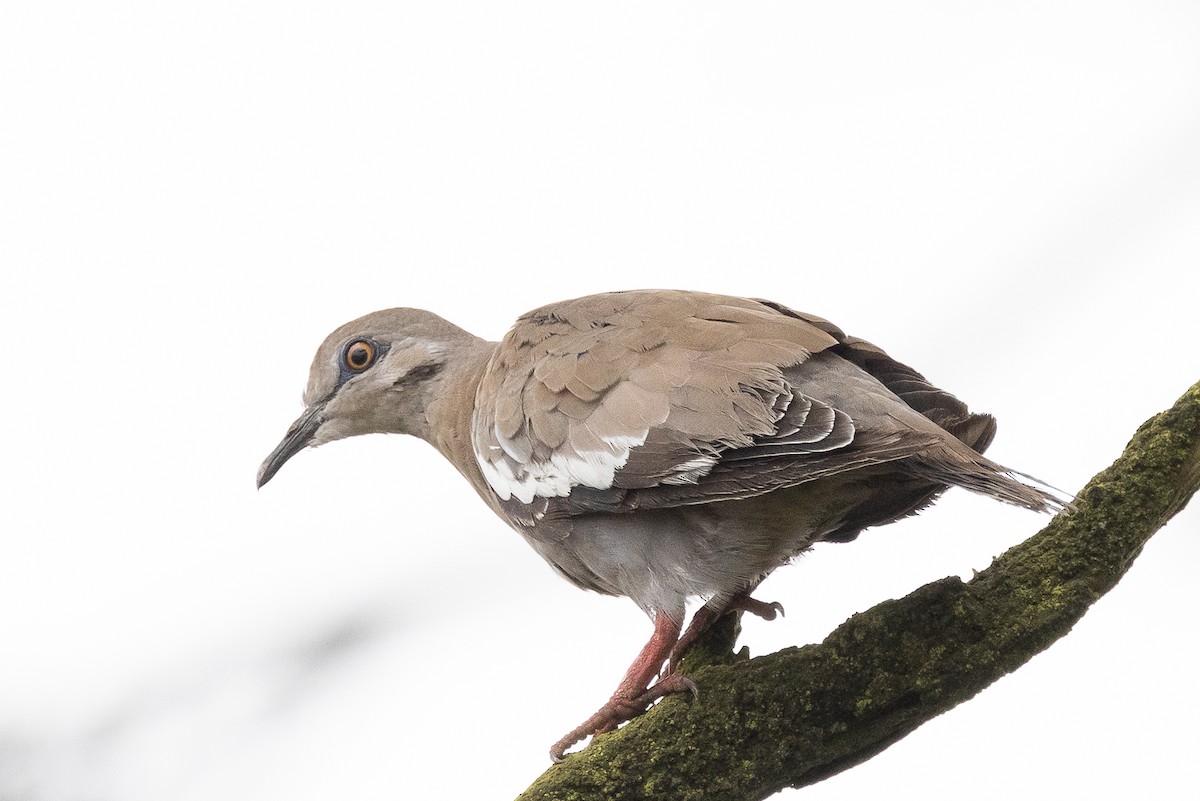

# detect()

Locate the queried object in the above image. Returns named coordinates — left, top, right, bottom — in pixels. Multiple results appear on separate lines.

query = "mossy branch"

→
left=516, top=380, right=1200, bottom=801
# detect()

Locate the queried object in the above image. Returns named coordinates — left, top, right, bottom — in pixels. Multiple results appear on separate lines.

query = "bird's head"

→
left=257, top=308, right=481, bottom=488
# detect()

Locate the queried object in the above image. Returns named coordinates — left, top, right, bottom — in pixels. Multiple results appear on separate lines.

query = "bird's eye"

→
left=343, top=339, right=377, bottom=371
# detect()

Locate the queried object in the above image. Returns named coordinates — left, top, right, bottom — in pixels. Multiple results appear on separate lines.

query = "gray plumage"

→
left=258, top=289, right=1066, bottom=759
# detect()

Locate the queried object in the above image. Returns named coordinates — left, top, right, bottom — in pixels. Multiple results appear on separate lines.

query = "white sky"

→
left=2, top=3, right=1198, bottom=799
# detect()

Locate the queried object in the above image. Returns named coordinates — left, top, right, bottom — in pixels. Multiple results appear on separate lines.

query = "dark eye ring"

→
left=343, top=339, right=377, bottom=372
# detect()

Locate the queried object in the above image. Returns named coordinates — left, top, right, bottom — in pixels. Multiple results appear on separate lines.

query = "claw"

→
left=667, top=590, right=786, bottom=674
left=656, top=673, right=698, bottom=700
left=742, top=598, right=785, bottom=620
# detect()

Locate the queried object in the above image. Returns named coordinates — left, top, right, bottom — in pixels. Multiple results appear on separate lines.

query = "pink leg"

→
left=550, top=611, right=696, bottom=761
left=668, top=588, right=784, bottom=673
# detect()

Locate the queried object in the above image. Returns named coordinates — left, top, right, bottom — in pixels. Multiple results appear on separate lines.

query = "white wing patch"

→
left=476, top=426, right=650, bottom=503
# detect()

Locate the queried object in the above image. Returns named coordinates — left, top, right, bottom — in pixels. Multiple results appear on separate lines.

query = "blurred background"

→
left=2, top=2, right=1198, bottom=799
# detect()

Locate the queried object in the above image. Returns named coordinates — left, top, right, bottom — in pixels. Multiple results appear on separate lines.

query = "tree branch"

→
left=516, top=380, right=1200, bottom=801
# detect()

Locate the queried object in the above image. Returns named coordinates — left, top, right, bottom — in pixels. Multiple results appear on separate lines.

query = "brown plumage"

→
left=258, top=289, right=1066, bottom=760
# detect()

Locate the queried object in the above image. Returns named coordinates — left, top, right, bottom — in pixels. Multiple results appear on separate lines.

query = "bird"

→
left=257, top=289, right=1066, bottom=761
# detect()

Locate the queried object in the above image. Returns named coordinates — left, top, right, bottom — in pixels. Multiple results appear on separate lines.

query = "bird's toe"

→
left=741, top=597, right=785, bottom=620
left=549, top=673, right=698, bottom=760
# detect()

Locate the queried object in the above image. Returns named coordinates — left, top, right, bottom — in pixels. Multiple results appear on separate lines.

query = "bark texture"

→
left=516, top=379, right=1200, bottom=801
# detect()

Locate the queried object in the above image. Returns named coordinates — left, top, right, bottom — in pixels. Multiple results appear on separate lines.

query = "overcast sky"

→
left=2, top=3, right=1198, bottom=799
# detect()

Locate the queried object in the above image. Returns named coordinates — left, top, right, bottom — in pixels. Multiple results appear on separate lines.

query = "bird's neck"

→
left=423, top=340, right=500, bottom=502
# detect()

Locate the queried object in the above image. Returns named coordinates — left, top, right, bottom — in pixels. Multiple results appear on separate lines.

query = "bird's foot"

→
left=549, top=673, right=698, bottom=762
left=739, top=596, right=785, bottom=621
left=667, top=593, right=784, bottom=673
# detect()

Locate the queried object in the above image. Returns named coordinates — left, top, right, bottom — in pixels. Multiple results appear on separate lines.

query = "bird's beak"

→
left=257, top=402, right=326, bottom=488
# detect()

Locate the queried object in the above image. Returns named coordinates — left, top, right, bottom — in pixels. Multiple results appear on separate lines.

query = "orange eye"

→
left=343, top=339, right=376, bottom=371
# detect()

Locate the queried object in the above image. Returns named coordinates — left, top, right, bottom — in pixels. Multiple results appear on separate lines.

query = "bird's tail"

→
left=910, top=448, right=1073, bottom=513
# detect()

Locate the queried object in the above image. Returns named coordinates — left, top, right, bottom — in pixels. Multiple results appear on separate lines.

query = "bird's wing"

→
left=471, top=290, right=982, bottom=525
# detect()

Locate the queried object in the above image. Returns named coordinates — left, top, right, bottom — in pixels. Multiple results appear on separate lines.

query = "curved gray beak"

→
left=257, top=403, right=326, bottom=488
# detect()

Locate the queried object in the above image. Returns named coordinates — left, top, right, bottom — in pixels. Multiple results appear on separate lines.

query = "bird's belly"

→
left=525, top=484, right=856, bottom=618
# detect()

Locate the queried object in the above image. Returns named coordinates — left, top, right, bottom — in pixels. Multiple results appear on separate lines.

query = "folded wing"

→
left=471, top=290, right=1056, bottom=529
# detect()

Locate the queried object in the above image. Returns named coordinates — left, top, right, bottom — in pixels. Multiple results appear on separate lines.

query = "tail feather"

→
left=911, top=450, right=1073, bottom=513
